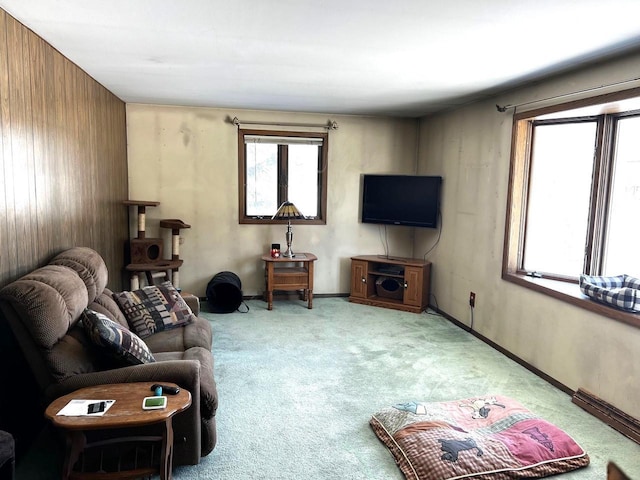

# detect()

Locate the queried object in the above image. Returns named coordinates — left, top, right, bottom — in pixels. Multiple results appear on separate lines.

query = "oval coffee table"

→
left=45, top=382, right=191, bottom=480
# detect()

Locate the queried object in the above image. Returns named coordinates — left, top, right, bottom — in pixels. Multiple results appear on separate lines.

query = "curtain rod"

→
left=496, top=76, right=640, bottom=113
left=231, top=116, right=338, bottom=130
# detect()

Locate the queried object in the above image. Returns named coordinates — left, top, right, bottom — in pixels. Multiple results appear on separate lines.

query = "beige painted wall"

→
left=416, top=52, right=640, bottom=418
left=126, top=105, right=418, bottom=298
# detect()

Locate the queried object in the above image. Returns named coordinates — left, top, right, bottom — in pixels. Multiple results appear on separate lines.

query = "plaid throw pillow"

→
left=371, top=395, right=589, bottom=480
left=579, top=274, right=640, bottom=312
left=82, top=309, right=155, bottom=365
left=112, top=281, right=195, bottom=338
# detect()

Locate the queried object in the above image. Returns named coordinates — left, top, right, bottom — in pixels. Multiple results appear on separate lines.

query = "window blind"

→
left=243, top=135, right=323, bottom=146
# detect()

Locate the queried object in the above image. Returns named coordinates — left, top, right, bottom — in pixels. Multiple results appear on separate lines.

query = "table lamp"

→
left=272, top=201, right=305, bottom=258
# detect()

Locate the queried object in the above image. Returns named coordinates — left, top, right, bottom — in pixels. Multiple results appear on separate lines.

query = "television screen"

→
left=361, top=174, right=442, bottom=228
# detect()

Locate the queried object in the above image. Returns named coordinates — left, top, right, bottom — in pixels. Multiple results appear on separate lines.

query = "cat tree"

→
left=123, top=200, right=191, bottom=290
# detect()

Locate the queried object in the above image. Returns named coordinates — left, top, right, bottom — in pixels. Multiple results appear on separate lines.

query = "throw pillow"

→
left=112, top=281, right=195, bottom=339
left=82, top=309, right=155, bottom=365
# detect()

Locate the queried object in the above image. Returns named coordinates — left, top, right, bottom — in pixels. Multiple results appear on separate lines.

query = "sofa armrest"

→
left=181, top=293, right=200, bottom=316
left=45, top=360, right=202, bottom=402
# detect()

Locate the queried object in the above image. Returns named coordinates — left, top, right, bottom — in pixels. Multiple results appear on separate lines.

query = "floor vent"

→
left=572, top=388, right=640, bottom=445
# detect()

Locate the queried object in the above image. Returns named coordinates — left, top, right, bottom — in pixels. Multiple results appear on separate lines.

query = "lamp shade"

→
left=272, top=201, right=305, bottom=220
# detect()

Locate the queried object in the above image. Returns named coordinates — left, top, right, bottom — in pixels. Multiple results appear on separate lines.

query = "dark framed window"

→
left=521, top=117, right=600, bottom=280
left=503, top=88, right=640, bottom=325
left=238, top=129, right=328, bottom=225
left=508, top=111, right=639, bottom=281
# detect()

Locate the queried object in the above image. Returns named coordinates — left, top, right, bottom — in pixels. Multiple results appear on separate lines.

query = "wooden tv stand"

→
left=349, top=255, right=431, bottom=313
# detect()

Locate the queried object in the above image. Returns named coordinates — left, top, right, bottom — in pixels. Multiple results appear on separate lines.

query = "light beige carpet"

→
left=174, top=298, right=640, bottom=479
left=17, top=297, right=640, bottom=479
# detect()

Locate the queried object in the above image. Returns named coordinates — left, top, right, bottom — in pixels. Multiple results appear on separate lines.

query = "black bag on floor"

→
left=206, top=271, right=248, bottom=313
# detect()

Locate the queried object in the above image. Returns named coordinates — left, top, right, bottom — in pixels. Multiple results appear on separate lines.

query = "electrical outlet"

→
left=469, top=292, right=476, bottom=308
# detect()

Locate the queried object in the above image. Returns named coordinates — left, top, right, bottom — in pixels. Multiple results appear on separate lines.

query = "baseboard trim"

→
left=572, top=388, right=640, bottom=445
left=197, top=292, right=349, bottom=303
left=243, top=292, right=349, bottom=301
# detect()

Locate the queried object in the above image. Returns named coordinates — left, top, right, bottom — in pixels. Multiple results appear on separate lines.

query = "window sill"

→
left=502, top=272, right=640, bottom=329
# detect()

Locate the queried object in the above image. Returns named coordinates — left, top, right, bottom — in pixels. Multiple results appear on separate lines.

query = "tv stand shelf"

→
left=349, top=255, right=431, bottom=314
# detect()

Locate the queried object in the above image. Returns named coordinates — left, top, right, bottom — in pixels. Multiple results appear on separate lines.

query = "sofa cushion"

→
left=82, top=309, right=156, bottom=365
left=112, top=282, right=195, bottom=339
left=47, top=326, right=103, bottom=381
left=50, top=247, right=109, bottom=304
left=89, top=289, right=130, bottom=329
left=144, top=316, right=213, bottom=353
left=0, top=265, right=89, bottom=349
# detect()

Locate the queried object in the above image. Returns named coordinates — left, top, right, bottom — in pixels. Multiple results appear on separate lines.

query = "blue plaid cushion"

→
left=579, top=274, right=640, bottom=312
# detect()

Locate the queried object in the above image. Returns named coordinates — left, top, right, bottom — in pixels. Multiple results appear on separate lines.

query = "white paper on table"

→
left=56, top=399, right=116, bottom=416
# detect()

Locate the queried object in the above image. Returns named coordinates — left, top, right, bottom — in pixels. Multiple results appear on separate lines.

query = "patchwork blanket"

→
left=370, top=395, right=589, bottom=480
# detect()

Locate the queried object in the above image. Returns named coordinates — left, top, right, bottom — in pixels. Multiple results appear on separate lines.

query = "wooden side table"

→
left=261, top=252, right=317, bottom=310
left=45, top=382, right=191, bottom=480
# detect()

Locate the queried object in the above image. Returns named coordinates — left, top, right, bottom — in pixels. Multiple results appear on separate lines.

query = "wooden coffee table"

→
left=45, top=382, right=191, bottom=480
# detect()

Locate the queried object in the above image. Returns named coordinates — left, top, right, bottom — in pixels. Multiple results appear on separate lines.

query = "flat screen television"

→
left=361, top=174, right=442, bottom=228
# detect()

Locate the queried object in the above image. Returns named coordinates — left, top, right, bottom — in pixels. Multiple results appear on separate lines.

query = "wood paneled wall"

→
left=0, top=9, right=129, bottom=290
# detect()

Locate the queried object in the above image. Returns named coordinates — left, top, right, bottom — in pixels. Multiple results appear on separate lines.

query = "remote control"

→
left=150, top=384, right=180, bottom=395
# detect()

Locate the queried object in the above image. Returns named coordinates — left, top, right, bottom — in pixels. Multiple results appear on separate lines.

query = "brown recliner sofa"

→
left=0, top=247, right=217, bottom=467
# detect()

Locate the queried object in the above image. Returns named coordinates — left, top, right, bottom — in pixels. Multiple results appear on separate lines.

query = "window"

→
left=503, top=88, right=640, bottom=323
left=603, top=115, right=640, bottom=277
left=523, top=120, right=598, bottom=278
left=238, top=129, right=328, bottom=224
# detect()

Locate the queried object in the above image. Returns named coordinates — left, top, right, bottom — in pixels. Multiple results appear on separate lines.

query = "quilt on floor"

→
left=370, top=395, right=589, bottom=480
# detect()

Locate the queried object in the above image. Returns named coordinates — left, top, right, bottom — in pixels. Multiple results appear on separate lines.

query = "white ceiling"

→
left=3, top=0, right=640, bottom=117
